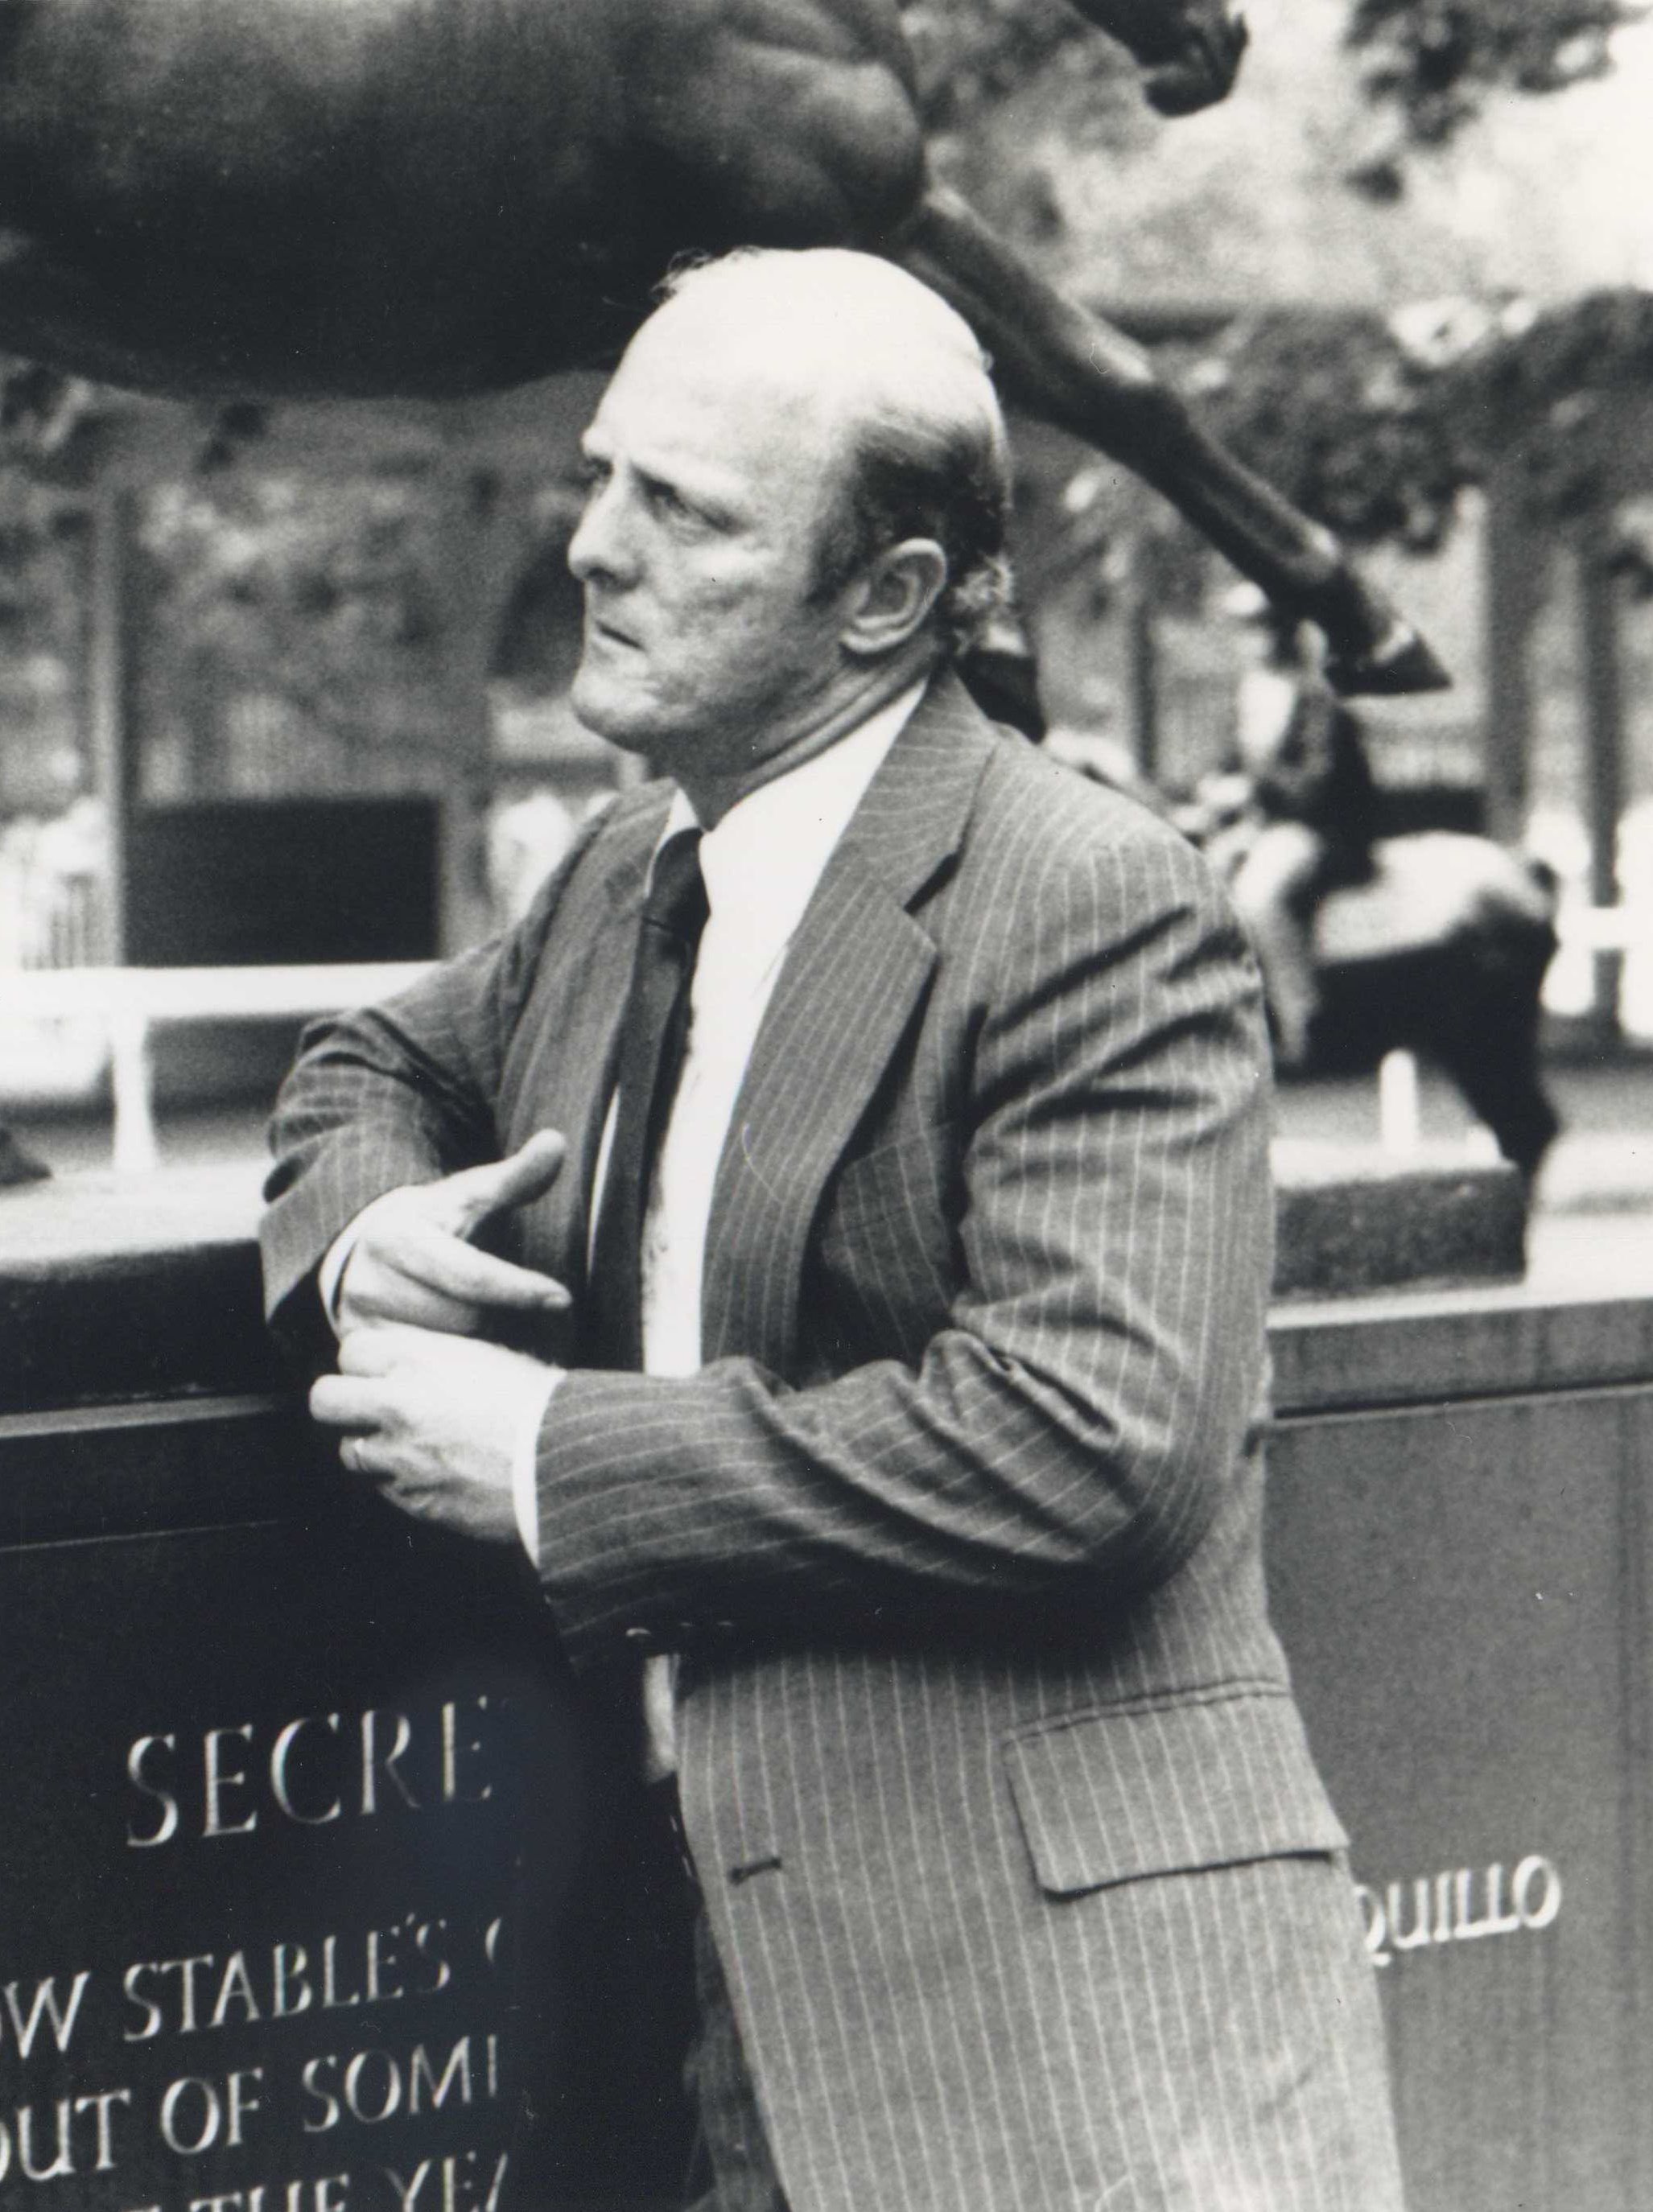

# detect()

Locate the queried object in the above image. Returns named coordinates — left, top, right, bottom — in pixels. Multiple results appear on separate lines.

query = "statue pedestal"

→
left=0, top=1168, right=687, bottom=2212
left=1272, top=1142, right=1527, bottom=1299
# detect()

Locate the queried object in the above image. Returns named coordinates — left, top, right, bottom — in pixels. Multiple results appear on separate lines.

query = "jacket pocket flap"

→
left=1002, top=1693, right=1349, bottom=1898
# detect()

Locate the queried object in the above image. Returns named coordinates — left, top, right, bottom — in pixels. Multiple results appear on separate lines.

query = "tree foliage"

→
left=905, top=0, right=1643, bottom=152
left=140, top=472, right=441, bottom=732
left=126, top=471, right=457, bottom=787
left=901, top=0, right=1115, bottom=130
left=1187, top=311, right=1472, bottom=551
left=1345, top=0, right=1640, bottom=150
left=1174, top=287, right=1653, bottom=567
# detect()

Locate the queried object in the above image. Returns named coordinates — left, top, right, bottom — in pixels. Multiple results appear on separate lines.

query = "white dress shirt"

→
left=515, top=679, right=923, bottom=1545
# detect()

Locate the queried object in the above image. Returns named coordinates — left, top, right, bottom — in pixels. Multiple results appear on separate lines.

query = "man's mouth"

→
left=587, top=612, right=640, bottom=651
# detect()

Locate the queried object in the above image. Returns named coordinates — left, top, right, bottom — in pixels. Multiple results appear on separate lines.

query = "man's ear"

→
left=839, top=538, right=949, bottom=658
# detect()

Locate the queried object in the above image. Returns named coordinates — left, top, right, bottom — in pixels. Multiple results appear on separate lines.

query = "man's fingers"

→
left=394, top=1221, right=571, bottom=1312
left=336, top=1328, right=397, bottom=1379
left=346, top=1216, right=569, bottom=1317
left=310, top=1373, right=389, bottom=1431
left=331, top=1133, right=571, bottom=1338
left=336, top=1323, right=467, bottom=1377
left=336, top=1267, right=486, bottom=1337
left=447, top=1130, right=567, bottom=1234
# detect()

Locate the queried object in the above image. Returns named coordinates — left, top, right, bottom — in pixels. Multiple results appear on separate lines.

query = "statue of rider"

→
left=1224, top=605, right=1381, bottom=1069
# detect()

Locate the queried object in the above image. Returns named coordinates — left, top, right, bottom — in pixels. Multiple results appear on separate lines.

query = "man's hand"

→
left=311, top=1324, right=559, bottom=1543
left=335, top=1129, right=571, bottom=1336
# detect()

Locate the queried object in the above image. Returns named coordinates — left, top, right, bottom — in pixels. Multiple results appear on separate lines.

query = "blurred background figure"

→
left=1210, top=598, right=1383, bottom=1066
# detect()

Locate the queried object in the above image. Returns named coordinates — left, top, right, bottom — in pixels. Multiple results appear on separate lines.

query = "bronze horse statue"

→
left=1304, top=832, right=1560, bottom=1180
left=1048, top=739, right=1563, bottom=1180
left=1184, top=780, right=1563, bottom=1179
left=0, top=0, right=1443, bottom=695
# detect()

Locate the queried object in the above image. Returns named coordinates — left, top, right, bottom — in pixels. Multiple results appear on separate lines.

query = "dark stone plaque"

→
left=0, top=1180, right=691, bottom=2212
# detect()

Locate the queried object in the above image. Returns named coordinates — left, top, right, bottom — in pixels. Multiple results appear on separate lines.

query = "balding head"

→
left=637, top=249, right=1012, bottom=653
left=569, top=251, right=1013, bottom=818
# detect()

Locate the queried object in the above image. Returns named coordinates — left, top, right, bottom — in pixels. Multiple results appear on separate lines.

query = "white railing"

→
left=1554, top=903, right=1651, bottom=954
left=0, top=963, right=433, bottom=1172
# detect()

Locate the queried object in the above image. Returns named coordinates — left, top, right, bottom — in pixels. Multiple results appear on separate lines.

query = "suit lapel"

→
left=503, top=788, right=670, bottom=1290
left=700, top=675, right=996, bottom=1372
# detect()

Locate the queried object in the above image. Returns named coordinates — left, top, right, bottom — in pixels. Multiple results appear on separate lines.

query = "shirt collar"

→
left=656, top=678, right=926, bottom=943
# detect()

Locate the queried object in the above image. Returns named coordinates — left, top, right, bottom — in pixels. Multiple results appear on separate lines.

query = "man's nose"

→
left=567, top=478, right=635, bottom=586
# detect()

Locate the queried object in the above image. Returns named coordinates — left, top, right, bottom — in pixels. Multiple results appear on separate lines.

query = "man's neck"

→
left=677, top=648, right=938, bottom=827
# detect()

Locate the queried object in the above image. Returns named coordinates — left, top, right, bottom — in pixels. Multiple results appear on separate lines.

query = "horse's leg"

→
left=1427, top=962, right=1562, bottom=1183
left=1434, top=1031, right=1560, bottom=1184
left=886, top=186, right=1449, bottom=697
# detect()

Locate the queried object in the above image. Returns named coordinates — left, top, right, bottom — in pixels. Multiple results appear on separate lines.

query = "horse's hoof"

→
left=1325, top=622, right=1453, bottom=698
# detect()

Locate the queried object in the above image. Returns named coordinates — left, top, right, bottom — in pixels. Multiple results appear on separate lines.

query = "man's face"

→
left=567, top=314, right=858, bottom=783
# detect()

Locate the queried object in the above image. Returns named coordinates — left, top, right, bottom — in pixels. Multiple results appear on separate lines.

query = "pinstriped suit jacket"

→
left=262, top=673, right=1403, bottom=2212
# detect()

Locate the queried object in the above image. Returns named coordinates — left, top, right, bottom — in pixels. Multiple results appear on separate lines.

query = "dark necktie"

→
left=584, top=827, right=709, bottom=1370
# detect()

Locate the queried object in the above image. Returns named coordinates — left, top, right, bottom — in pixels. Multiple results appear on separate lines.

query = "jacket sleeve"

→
left=258, top=825, right=599, bottom=1357
left=531, top=815, right=1276, bottom=1662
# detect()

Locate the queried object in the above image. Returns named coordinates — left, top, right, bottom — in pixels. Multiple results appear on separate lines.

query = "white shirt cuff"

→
left=511, top=1367, right=563, bottom=1563
left=318, top=1187, right=410, bottom=1333
left=318, top=1221, right=364, bottom=1334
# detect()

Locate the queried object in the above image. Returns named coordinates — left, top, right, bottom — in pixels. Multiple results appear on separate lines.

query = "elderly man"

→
left=262, top=249, right=1403, bottom=2212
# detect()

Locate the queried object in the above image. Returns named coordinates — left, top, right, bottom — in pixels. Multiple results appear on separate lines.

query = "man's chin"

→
left=569, top=675, right=656, bottom=755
